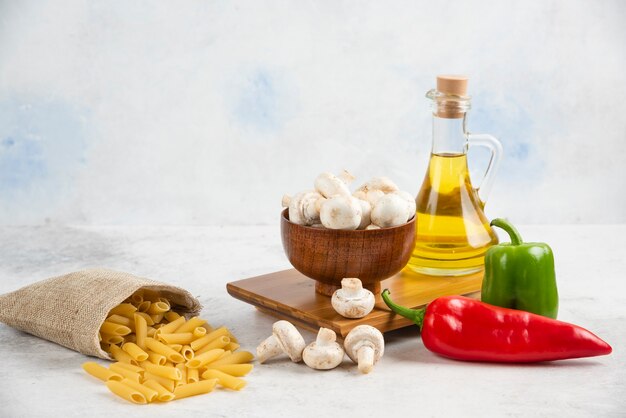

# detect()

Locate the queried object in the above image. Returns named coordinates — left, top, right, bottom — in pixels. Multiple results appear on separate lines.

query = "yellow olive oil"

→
left=407, top=153, right=498, bottom=275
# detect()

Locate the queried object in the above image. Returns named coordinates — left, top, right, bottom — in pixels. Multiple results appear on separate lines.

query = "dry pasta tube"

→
left=106, top=314, right=134, bottom=328
left=101, top=334, right=125, bottom=345
left=109, top=303, right=137, bottom=317
left=135, top=312, right=154, bottom=326
left=110, top=362, right=145, bottom=376
left=173, top=379, right=218, bottom=400
left=202, top=369, right=246, bottom=391
left=100, top=321, right=131, bottom=336
left=193, top=327, right=207, bottom=338
left=147, top=351, right=167, bottom=366
left=144, top=338, right=184, bottom=363
left=109, top=344, right=139, bottom=366
left=158, top=333, right=194, bottom=345
left=195, top=336, right=230, bottom=355
left=158, top=316, right=185, bottom=334
left=176, top=363, right=187, bottom=386
left=142, top=362, right=182, bottom=381
left=187, top=368, right=199, bottom=384
left=120, top=378, right=158, bottom=403
left=186, top=349, right=224, bottom=369
left=144, top=372, right=175, bottom=392
left=134, top=314, right=148, bottom=350
left=82, top=362, right=123, bottom=382
left=164, top=311, right=181, bottom=322
left=225, top=342, right=240, bottom=352
left=148, top=302, right=169, bottom=314
left=206, top=364, right=254, bottom=377
left=106, top=380, right=147, bottom=404
left=208, top=351, right=254, bottom=367
left=122, top=342, right=149, bottom=362
left=144, top=380, right=174, bottom=402
left=190, top=327, right=230, bottom=351
left=107, top=365, right=141, bottom=383
left=175, top=317, right=206, bottom=334
left=181, top=345, right=194, bottom=361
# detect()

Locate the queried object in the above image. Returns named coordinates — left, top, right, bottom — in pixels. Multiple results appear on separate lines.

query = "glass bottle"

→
left=407, top=75, right=503, bottom=276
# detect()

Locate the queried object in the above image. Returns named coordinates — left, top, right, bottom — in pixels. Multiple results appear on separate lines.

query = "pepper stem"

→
left=381, top=289, right=425, bottom=330
left=490, top=218, right=523, bottom=246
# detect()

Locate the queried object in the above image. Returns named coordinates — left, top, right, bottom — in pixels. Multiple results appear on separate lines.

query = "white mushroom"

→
left=344, top=325, right=385, bottom=374
left=371, top=194, right=411, bottom=228
left=356, top=177, right=399, bottom=194
left=256, top=320, right=306, bottom=364
left=365, top=224, right=380, bottom=230
left=283, top=191, right=323, bottom=226
left=356, top=199, right=372, bottom=230
left=391, top=190, right=416, bottom=220
left=302, top=328, right=344, bottom=370
left=353, top=189, right=385, bottom=207
left=320, top=195, right=362, bottom=230
left=314, top=172, right=351, bottom=198
left=331, top=278, right=375, bottom=318
left=337, top=169, right=355, bottom=186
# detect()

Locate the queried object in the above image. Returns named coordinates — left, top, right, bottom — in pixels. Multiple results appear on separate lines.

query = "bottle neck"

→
left=431, top=113, right=468, bottom=155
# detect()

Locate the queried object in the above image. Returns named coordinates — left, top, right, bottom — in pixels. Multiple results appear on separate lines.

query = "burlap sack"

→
left=0, top=268, right=202, bottom=359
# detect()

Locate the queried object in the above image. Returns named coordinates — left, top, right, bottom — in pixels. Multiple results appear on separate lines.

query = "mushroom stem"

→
left=341, top=278, right=364, bottom=298
left=281, top=194, right=292, bottom=208
left=357, top=345, right=375, bottom=374
left=257, top=335, right=283, bottom=363
left=316, top=328, right=336, bottom=345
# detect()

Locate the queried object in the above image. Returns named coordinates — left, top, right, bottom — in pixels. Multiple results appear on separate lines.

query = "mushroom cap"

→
left=371, top=194, right=410, bottom=227
left=391, top=190, right=416, bottom=219
left=302, top=328, right=345, bottom=370
left=343, top=325, right=385, bottom=364
left=272, top=320, right=306, bottom=362
left=356, top=199, right=372, bottom=230
left=356, top=177, right=399, bottom=194
left=314, top=172, right=351, bottom=198
left=320, top=195, right=362, bottom=230
left=288, top=191, right=322, bottom=226
left=331, top=279, right=375, bottom=318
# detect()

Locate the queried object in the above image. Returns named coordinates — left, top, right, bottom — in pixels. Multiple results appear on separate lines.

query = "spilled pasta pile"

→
left=82, top=290, right=253, bottom=404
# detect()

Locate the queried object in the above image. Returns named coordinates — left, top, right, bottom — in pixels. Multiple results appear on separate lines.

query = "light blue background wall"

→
left=0, top=0, right=624, bottom=225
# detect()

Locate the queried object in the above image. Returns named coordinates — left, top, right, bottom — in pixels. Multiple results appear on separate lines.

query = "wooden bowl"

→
left=280, top=209, right=416, bottom=296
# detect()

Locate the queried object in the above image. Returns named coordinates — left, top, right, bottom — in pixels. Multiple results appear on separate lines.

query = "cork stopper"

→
left=437, top=75, right=468, bottom=96
left=431, top=75, right=470, bottom=118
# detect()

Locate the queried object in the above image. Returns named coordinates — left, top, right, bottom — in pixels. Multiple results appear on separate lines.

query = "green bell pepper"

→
left=481, top=218, right=559, bottom=319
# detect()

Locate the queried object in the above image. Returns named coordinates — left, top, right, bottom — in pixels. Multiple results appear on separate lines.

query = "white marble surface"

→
left=0, top=225, right=624, bottom=417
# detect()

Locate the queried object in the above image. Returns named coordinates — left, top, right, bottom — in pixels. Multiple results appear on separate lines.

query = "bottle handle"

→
left=466, top=133, right=503, bottom=204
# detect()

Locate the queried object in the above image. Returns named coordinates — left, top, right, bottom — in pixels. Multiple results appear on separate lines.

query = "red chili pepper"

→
left=381, top=290, right=612, bottom=362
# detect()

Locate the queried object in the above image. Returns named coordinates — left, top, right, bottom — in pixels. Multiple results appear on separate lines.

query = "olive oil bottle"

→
left=407, top=76, right=502, bottom=276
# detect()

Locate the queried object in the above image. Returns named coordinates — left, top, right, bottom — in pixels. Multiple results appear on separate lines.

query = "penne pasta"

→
left=176, top=363, right=187, bottom=386
left=164, top=311, right=181, bottom=322
left=224, top=342, right=240, bottom=352
left=106, top=380, right=147, bottom=404
left=145, top=338, right=184, bottom=363
left=186, top=349, right=224, bottom=369
left=122, top=342, right=149, bottom=362
left=142, top=362, right=182, bottom=381
left=202, top=369, right=247, bottom=391
left=82, top=362, right=123, bottom=382
left=106, top=314, right=134, bottom=328
left=205, top=364, right=254, bottom=377
left=108, top=303, right=137, bottom=317
left=120, top=378, right=158, bottom=403
left=143, top=380, right=174, bottom=402
left=147, top=350, right=167, bottom=366
left=130, top=293, right=144, bottom=304
left=109, top=361, right=145, bottom=376
left=100, top=334, right=125, bottom=345
left=150, top=313, right=164, bottom=323
left=174, top=317, right=206, bottom=334
left=181, top=345, right=194, bottom=361
left=172, top=379, right=218, bottom=400
left=169, top=344, right=183, bottom=353
left=187, top=367, right=199, bottom=384
left=147, top=302, right=169, bottom=314
left=109, top=344, right=139, bottom=366
left=158, top=333, right=194, bottom=345
left=208, top=351, right=254, bottom=367
left=195, top=336, right=230, bottom=355
left=100, top=321, right=131, bottom=336
left=134, top=313, right=148, bottom=350
left=146, top=327, right=157, bottom=337
left=192, top=327, right=207, bottom=338
left=135, top=312, right=155, bottom=326
left=157, top=316, right=185, bottom=334
left=190, top=327, right=230, bottom=351
left=137, top=301, right=151, bottom=313
left=107, top=365, right=142, bottom=383
left=143, top=372, right=175, bottom=392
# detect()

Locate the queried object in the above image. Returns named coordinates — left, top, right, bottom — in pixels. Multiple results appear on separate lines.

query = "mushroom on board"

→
left=302, top=328, right=345, bottom=370
left=256, top=320, right=306, bottom=363
left=344, top=325, right=385, bottom=374
left=331, top=278, right=375, bottom=319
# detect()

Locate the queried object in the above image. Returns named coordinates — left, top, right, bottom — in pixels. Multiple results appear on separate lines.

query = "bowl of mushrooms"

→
left=281, top=171, right=416, bottom=296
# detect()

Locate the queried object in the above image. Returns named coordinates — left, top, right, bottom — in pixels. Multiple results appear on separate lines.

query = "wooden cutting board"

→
left=227, top=268, right=482, bottom=338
